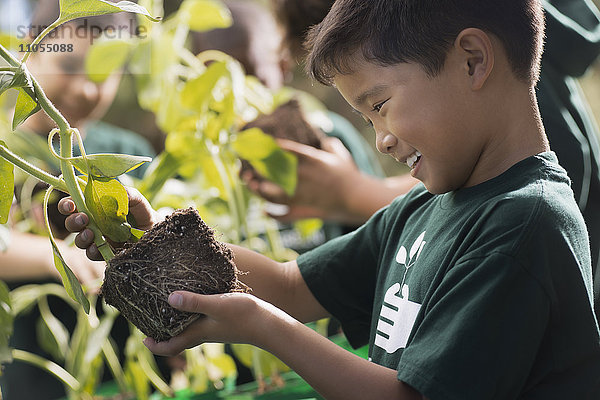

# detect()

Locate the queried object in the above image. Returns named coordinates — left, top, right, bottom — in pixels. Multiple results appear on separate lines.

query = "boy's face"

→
left=26, top=33, right=120, bottom=133
left=334, top=56, right=484, bottom=194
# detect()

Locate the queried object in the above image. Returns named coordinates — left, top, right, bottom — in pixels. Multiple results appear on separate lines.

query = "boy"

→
left=62, top=0, right=600, bottom=398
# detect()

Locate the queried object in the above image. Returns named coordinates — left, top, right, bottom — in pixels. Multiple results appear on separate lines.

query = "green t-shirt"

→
left=539, top=0, right=600, bottom=312
left=298, top=152, right=600, bottom=399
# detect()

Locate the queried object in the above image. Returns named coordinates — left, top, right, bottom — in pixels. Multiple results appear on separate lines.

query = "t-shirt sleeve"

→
left=297, top=206, right=390, bottom=348
left=397, top=252, right=550, bottom=400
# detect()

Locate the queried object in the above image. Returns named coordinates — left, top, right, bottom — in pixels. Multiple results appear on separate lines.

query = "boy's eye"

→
left=372, top=99, right=389, bottom=113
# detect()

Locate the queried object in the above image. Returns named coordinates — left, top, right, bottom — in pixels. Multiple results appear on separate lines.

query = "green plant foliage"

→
left=0, top=280, right=13, bottom=372
left=231, top=128, right=279, bottom=160
left=85, top=38, right=133, bottom=83
left=232, top=129, right=298, bottom=196
left=181, top=61, right=228, bottom=114
left=12, top=87, right=40, bottom=130
left=36, top=297, right=70, bottom=362
left=84, top=176, right=131, bottom=242
left=43, top=188, right=90, bottom=313
left=58, top=0, right=161, bottom=25
left=0, top=140, right=14, bottom=224
left=71, top=153, right=151, bottom=178
left=0, top=33, right=24, bottom=49
left=178, top=0, right=232, bottom=31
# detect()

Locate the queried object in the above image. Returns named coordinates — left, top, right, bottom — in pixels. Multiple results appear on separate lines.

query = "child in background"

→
left=63, top=0, right=600, bottom=398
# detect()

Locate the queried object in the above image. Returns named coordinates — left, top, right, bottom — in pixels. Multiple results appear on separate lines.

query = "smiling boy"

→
left=62, top=0, right=600, bottom=399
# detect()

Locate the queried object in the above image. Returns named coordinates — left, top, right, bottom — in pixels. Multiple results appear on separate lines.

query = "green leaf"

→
left=0, top=73, right=15, bottom=96
left=130, top=227, right=145, bottom=241
left=137, top=152, right=182, bottom=202
left=37, top=297, right=70, bottom=362
left=181, top=61, right=228, bottom=112
left=71, top=154, right=152, bottom=178
left=58, top=0, right=161, bottom=25
left=0, top=69, right=30, bottom=97
left=231, top=128, right=298, bottom=195
left=250, top=150, right=298, bottom=196
left=0, top=140, right=14, bottom=224
left=0, top=280, right=13, bottom=371
left=50, top=238, right=90, bottom=313
left=294, top=218, right=324, bottom=239
left=178, top=0, right=232, bottom=31
left=231, top=128, right=279, bottom=160
left=84, top=312, right=116, bottom=365
left=86, top=38, right=133, bottom=83
left=12, top=88, right=40, bottom=131
left=84, top=176, right=131, bottom=242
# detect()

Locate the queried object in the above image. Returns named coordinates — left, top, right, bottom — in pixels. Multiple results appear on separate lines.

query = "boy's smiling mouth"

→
left=406, top=150, right=422, bottom=169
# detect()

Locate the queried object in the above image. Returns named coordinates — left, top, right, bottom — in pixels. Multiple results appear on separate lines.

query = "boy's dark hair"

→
left=305, top=0, right=545, bottom=86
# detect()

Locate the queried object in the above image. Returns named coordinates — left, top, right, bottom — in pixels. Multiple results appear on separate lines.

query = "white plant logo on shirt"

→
left=374, top=231, right=426, bottom=354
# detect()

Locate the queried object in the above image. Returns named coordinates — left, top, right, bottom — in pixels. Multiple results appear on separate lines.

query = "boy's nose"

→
left=376, top=132, right=398, bottom=155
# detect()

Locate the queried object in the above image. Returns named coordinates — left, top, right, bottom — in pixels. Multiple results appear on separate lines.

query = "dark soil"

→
left=241, top=98, right=325, bottom=177
left=101, top=208, right=250, bottom=342
left=243, top=98, right=325, bottom=148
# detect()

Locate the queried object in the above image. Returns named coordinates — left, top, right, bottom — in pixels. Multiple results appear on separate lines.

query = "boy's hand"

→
left=58, top=187, right=157, bottom=261
left=143, top=291, right=293, bottom=356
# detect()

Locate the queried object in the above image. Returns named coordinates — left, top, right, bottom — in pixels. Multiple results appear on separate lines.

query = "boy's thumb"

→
left=168, top=291, right=214, bottom=314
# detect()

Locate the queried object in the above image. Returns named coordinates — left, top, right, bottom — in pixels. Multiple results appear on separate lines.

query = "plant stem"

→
left=12, top=349, right=81, bottom=391
left=0, top=44, right=20, bottom=67
left=29, top=73, right=114, bottom=261
left=20, top=20, right=62, bottom=64
left=0, top=143, right=67, bottom=191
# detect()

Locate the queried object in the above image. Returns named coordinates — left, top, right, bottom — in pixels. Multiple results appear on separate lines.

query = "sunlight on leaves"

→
left=178, top=0, right=232, bottom=32
left=181, top=61, right=228, bottom=113
left=84, top=176, right=131, bottom=242
left=58, top=0, right=161, bottom=26
left=71, top=154, right=151, bottom=178
left=231, top=128, right=278, bottom=160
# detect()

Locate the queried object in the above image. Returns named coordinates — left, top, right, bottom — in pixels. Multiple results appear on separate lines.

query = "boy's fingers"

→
left=276, top=138, right=322, bottom=160
left=64, top=212, right=89, bottom=233
left=321, top=137, right=353, bottom=161
left=86, top=244, right=103, bottom=261
left=168, top=291, right=214, bottom=313
left=143, top=336, right=187, bottom=357
left=168, top=291, right=239, bottom=316
left=74, top=228, right=95, bottom=249
left=58, top=197, right=76, bottom=215
left=255, top=180, right=290, bottom=204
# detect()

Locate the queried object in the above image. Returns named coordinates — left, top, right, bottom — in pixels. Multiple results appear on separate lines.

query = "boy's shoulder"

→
left=386, top=152, right=584, bottom=253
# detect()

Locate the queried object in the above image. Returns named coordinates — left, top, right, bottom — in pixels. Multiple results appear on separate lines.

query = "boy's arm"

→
left=0, top=231, right=105, bottom=285
left=144, top=288, right=426, bottom=400
left=227, top=244, right=330, bottom=322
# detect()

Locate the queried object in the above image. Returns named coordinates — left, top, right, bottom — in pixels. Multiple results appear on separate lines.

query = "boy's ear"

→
left=454, top=28, right=494, bottom=90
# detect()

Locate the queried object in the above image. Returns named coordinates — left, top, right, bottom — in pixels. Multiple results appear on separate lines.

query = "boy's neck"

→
left=463, top=86, right=549, bottom=189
